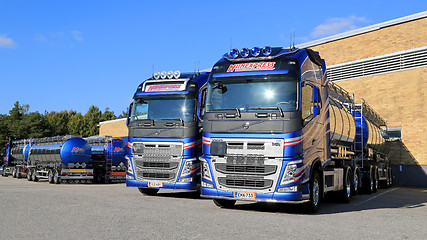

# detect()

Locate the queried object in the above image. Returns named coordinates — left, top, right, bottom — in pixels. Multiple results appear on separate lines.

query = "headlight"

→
left=202, top=161, right=212, bottom=182
left=126, top=157, right=133, bottom=174
left=180, top=160, right=194, bottom=177
left=280, top=163, right=297, bottom=185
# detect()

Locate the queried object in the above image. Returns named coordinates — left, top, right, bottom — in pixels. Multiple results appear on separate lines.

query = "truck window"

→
left=301, top=83, right=313, bottom=120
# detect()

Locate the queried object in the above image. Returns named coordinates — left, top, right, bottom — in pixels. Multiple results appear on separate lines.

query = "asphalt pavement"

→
left=0, top=176, right=426, bottom=239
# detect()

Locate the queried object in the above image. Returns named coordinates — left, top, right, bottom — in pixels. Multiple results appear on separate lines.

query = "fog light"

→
left=201, top=181, right=213, bottom=188
left=174, top=70, right=181, bottom=79
left=179, top=177, right=193, bottom=183
left=262, top=46, right=272, bottom=56
left=277, top=185, right=299, bottom=192
left=153, top=72, right=160, bottom=80
left=167, top=71, right=174, bottom=79
left=251, top=47, right=260, bottom=57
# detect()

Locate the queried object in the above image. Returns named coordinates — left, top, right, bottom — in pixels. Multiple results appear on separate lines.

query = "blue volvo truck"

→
left=126, top=71, right=209, bottom=195
left=200, top=47, right=391, bottom=212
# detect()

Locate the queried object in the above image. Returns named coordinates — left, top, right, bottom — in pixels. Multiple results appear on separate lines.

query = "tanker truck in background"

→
left=125, top=71, right=209, bottom=195
left=85, top=136, right=128, bottom=183
left=200, top=46, right=392, bottom=212
left=1, top=138, right=32, bottom=178
left=26, top=135, right=92, bottom=184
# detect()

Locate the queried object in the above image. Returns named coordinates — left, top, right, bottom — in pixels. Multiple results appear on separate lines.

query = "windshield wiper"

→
left=160, top=118, right=184, bottom=126
left=246, top=107, right=284, bottom=117
left=210, top=108, right=241, bottom=118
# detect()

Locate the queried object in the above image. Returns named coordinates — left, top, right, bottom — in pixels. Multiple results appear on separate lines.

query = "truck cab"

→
left=126, top=71, right=209, bottom=195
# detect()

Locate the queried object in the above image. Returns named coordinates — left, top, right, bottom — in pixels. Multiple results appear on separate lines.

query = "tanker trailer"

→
left=27, top=135, right=92, bottom=184
left=85, top=136, right=128, bottom=183
left=2, top=138, right=32, bottom=178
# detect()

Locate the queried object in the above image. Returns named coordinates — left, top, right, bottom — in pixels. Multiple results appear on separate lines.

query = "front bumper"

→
left=200, top=187, right=308, bottom=204
left=126, top=179, right=199, bottom=190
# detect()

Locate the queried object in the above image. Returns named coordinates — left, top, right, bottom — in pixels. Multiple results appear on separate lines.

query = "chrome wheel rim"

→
left=354, top=173, right=359, bottom=192
left=313, top=179, right=320, bottom=205
left=346, top=174, right=351, bottom=197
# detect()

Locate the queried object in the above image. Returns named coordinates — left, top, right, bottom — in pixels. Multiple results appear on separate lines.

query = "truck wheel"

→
left=138, top=188, right=159, bottom=196
left=364, top=166, right=374, bottom=194
left=389, top=168, right=393, bottom=187
left=27, top=169, right=32, bottom=181
left=306, top=171, right=321, bottom=213
left=351, top=167, right=360, bottom=196
left=32, top=169, right=39, bottom=182
left=213, top=199, right=236, bottom=208
left=341, top=167, right=352, bottom=203
left=53, top=169, right=61, bottom=184
left=12, top=167, right=16, bottom=178
left=16, top=167, right=22, bottom=178
left=48, top=169, right=54, bottom=184
left=373, top=167, right=379, bottom=193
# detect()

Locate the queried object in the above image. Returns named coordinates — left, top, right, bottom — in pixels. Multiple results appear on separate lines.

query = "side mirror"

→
left=126, top=102, right=133, bottom=127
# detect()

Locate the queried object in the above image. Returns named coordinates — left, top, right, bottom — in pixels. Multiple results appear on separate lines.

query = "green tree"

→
left=20, top=112, right=51, bottom=138
left=83, top=105, right=103, bottom=137
left=45, top=110, right=71, bottom=136
left=67, top=111, right=85, bottom=136
left=101, top=107, right=117, bottom=122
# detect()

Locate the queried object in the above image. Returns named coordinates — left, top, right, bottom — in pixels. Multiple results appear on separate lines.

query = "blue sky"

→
left=1, top=1, right=425, bottom=116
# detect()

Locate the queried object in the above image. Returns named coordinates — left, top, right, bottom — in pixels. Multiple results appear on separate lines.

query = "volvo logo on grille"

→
left=243, top=122, right=250, bottom=130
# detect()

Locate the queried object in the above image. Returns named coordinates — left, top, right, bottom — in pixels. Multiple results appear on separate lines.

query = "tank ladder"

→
left=105, top=137, right=113, bottom=182
left=353, top=99, right=364, bottom=168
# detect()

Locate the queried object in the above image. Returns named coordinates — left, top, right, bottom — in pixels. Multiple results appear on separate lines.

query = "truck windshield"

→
left=206, top=77, right=298, bottom=112
left=131, top=97, right=196, bottom=123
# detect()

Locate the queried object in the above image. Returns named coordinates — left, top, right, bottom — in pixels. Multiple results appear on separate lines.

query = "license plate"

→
left=148, top=181, right=163, bottom=188
left=234, top=191, right=255, bottom=199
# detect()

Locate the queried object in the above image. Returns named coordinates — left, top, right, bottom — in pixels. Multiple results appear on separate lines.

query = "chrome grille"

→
left=132, top=141, right=183, bottom=181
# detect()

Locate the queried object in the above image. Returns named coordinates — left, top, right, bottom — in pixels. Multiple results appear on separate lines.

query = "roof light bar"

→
left=251, top=47, right=260, bottom=57
left=230, top=48, right=239, bottom=59
left=262, top=46, right=272, bottom=56
left=153, top=70, right=182, bottom=80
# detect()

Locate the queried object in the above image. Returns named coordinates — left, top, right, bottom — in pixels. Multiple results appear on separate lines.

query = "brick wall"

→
left=311, top=18, right=427, bottom=66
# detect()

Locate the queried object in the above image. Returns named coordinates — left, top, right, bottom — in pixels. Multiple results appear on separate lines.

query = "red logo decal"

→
left=114, top=147, right=120, bottom=153
left=227, top=62, right=276, bottom=72
left=146, top=84, right=182, bottom=92
left=71, top=147, right=79, bottom=153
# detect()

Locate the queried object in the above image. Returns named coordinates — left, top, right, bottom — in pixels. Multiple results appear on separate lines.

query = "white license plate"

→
left=234, top=191, right=255, bottom=199
left=148, top=181, right=163, bottom=188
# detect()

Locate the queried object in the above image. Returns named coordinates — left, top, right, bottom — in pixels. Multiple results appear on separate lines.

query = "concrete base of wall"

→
left=391, top=165, right=427, bottom=188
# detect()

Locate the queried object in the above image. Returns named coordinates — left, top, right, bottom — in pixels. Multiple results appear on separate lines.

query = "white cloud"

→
left=311, top=16, right=369, bottom=38
left=71, top=30, right=83, bottom=42
left=0, top=34, right=17, bottom=48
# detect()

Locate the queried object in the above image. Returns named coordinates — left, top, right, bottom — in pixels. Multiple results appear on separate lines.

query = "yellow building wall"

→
left=312, top=18, right=427, bottom=65
left=99, top=119, right=128, bottom=137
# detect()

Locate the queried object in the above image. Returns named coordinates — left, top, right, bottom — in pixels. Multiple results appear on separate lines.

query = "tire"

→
left=27, top=168, right=32, bottom=181
left=306, top=171, right=321, bottom=213
left=48, top=169, right=54, bottom=184
left=12, top=167, right=16, bottom=178
left=213, top=199, right=236, bottom=208
left=53, top=169, right=61, bottom=184
left=16, top=167, right=21, bottom=178
left=341, top=167, right=352, bottom=203
left=364, top=166, right=374, bottom=194
left=389, top=168, right=393, bottom=187
left=351, top=167, right=361, bottom=196
left=138, top=188, right=159, bottom=196
left=373, top=166, right=379, bottom=193
left=32, top=169, right=39, bottom=182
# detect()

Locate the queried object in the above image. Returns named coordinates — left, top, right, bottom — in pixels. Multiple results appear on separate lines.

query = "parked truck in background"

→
left=200, top=46, right=392, bottom=212
left=126, top=71, right=209, bottom=195
left=1, top=138, right=32, bottom=178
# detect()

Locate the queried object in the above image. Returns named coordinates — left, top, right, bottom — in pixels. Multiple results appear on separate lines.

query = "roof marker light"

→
left=262, top=46, right=272, bottom=56
left=240, top=48, right=250, bottom=58
left=153, top=72, right=160, bottom=80
left=160, top=71, right=167, bottom=79
left=174, top=70, right=181, bottom=79
left=167, top=71, right=174, bottom=79
left=230, top=48, right=239, bottom=59
left=251, top=47, right=260, bottom=57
